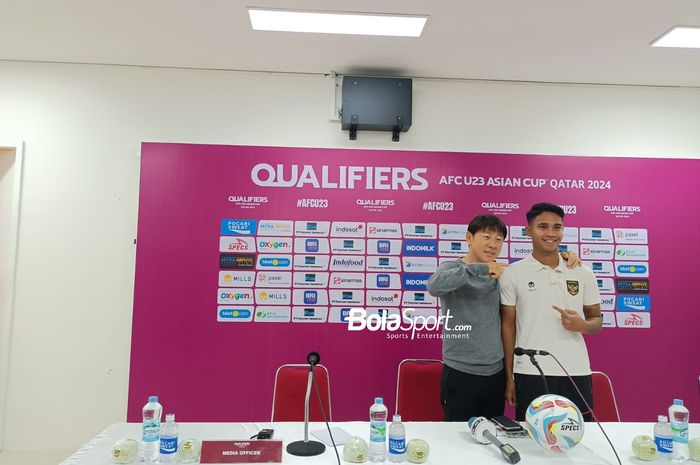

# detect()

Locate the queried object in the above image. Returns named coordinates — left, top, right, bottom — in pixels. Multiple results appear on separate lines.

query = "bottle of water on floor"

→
left=668, top=399, right=689, bottom=462
left=159, top=413, right=178, bottom=463
left=369, top=397, right=388, bottom=462
left=141, top=395, right=162, bottom=462
left=654, top=414, right=673, bottom=460
left=388, top=414, right=406, bottom=463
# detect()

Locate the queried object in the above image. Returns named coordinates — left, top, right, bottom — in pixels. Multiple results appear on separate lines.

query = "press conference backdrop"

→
left=129, top=143, right=699, bottom=422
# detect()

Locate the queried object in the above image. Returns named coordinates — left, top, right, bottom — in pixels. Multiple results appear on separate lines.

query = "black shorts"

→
left=440, top=364, right=505, bottom=421
left=514, top=373, right=594, bottom=422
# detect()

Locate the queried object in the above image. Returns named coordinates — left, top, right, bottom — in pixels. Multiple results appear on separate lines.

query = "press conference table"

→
left=60, top=421, right=699, bottom=465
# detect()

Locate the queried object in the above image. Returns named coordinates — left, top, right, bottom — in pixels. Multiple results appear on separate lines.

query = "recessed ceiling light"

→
left=248, top=8, right=428, bottom=37
left=651, top=26, right=700, bottom=48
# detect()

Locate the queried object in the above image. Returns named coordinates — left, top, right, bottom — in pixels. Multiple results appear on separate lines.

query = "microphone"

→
left=468, top=417, right=521, bottom=464
left=513, top=347, right=549, bottom=356
left=513, top=347, right=549, bottom=393
left=307, top=351, right=320, bottom=366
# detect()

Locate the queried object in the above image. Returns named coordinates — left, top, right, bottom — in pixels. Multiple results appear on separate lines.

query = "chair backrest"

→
left=591, top=371, right=620, bottom=421
left=395, top=359, right=444, bottom=421
left=271, top=364, right=332, bottom=422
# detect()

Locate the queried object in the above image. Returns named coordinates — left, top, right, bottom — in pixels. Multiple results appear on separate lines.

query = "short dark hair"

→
left=467, top=215, right=507, bottom=239
left=526, top=202, right=565, bottom=224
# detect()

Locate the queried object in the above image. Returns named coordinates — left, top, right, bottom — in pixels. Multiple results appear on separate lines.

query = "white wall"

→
left=0, top=60, right=698, bottom=452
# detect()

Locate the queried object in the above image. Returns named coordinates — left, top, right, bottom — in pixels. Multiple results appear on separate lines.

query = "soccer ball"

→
left=525, top=394, right=585, bottom=452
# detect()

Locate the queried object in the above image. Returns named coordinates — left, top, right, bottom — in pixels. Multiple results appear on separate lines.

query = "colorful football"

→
left=525, top=394, right=585, bottom=452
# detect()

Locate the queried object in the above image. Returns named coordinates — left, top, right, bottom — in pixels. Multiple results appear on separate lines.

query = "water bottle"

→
left=668, top=399, right=689, bottom=462
left=654, top=415, right=673, bottom=460
left=141, top=395, right=163, bottom=462
left=159, top=413, right=178, bottom=463
left=369, top=397, right=388, bottom=462
left=388, top=414, right=406, bottom=463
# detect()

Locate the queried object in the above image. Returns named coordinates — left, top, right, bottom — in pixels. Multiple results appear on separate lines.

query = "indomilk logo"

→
left=250, top=163, right=429, bottom=190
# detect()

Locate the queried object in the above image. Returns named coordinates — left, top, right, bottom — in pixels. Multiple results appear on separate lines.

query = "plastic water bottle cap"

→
left=165, top=413, right=175, bottom=422
left=374, top=397, right=383, bottom=404
left=393, top=415, right=402, bottom=422
left=148, top=396, right=158, bottom=402
left=658, top=415, right=668, bottom=422
left=673, top=399, right=683, bottom=406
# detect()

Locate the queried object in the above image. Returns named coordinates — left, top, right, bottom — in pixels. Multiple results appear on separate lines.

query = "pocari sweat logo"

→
left=616, top=295, right=651, bottom=311
left=402, top=240, right=438, bottom=257
left=220, top=219, right=257, bottom=236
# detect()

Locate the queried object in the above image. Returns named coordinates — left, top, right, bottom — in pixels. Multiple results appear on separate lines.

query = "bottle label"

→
left=655, top=436, right=673, bottom=454
left=160, top=436, right=178, bottom=454
left=389, top=437, right=405, bottom=454
left=670, top=422, right=689, bottom=444
left=370, top=420, right=386, bottom=443
left=142, top=420, right=160, bottom=442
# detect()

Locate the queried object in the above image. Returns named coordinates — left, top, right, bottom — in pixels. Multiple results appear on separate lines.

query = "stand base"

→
left=286, top=440, right=326, bottom=456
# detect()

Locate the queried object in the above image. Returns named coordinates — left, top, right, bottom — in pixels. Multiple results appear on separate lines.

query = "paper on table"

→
left=310, top=427, right=353, bottom=446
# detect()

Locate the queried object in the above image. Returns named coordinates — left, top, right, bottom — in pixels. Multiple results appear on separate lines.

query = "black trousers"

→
left=440, top=364, right=505, bottom=421
left=514, top=373, right=594, bottom=422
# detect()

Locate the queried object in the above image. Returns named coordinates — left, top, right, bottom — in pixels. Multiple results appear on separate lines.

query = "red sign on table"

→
left=200, top=440, right=283, bottom=463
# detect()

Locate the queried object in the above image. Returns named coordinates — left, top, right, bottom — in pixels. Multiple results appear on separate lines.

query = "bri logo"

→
left=377, top=240, right=391, bottom=254
left=304, top=291, right=318, bottom=304
left=305, top=239, right=319, bottom=253
left=376, top=274, right=391, bottom=288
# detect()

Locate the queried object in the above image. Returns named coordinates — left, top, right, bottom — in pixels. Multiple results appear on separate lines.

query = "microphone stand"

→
left=286, top=363, right=326, bottom=456
left=527, top=354, right=549, bottom=394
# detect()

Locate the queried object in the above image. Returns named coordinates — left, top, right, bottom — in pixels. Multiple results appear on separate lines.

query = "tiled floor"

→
left=0, top=451, right=71, bottom=465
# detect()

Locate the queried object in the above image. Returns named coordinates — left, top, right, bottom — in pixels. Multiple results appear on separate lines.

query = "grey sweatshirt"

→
left=426, top=260, right=504, bottom=376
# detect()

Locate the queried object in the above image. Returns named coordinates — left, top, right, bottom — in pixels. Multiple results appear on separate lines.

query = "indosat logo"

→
left=250, top=164, right=428, bottom=191
left=346, top=308, right=470, bottom=340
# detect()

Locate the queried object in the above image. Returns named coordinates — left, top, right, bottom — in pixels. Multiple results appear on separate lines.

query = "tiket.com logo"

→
left=259, top=257, right=291, bottom=267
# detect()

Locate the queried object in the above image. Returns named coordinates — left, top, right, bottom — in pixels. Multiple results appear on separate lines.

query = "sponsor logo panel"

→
left=220, top=253, right=256, bottom=269
left=601, top=312, right=617, bottom=328
left=328, top=307, right=357, bottom=324
left=293, top=255, right=330, bottom=271
left=367, top=239, right=402, bottom=256
left=580, top=228, right=614, bottom=243
left=402, top=240, right=438, bottom=257
left=600, top=295, right=615, bottom=311
left=330, top=255, right=366, bottom=271
left=615, top=279, right=649, bottom=294
left=254, top=288, right=292, bottom=305
left=366, top=256, right=402, bottom=272
left=510, top=243, right=533, bottom=259
left=331, top=222, right=366, bottom=238
left=366, top=290, right=402, bottom=307
left=438, top=241, right=468, bottom=257
left=254, top=271, right=291, bottom=288
left=401, top=223, right=437, bottom=239
left=580, top=244, right=614, bottom=260
left=291, top=306, right=329, bottom=323
left=365, top=273, right=401, bottom=289
left=217, top=306, right=254, bottom=322
left=439, top=224, right=468, bottom=240
left=563, top=227, right=579, bottom=243
left=294, top=221, right=331, bottom=237
left=329, top=272, right=366, bottom=289
left=615, top=312, right=651, bottom=328
left=219, top=271, right=255, bottom=287
left=614, top=228, right=648, bottom=244
left=330, top=238, right=366, bottom=254
left=328, top=290, right=365, bottom=306
left=292, top=289, right=329, bottom=306
left=219, top=237, right=256, bottom=252
left=254, top=306, right=292, bottom=323
left=256, top=255, right=293, bottom=270
left=595, top=278, right=615, bottom=294
left=367, top=223, right=402, bottom=238
left=615, top=262, right=649, bottom=277
left=401, top=291, right=438, bottom=307
left=401, top=273, right=432, bottom=291
left=615, top=245, right=649, bottom=261
left=220, top=219, right=257, bottom=236
left=402, top=257, right=437, bottom=273
left=401, top=308, right=438, bottom=322
left=292, top=272, right=329, bottom=288
left=257, top=220, right=293, bottom=236
left=218, top=288, right=254, bottom=305
left=509, top=226, right=529, bottom=242
left=616, top=295, right=651, bottom=311
left=558, top=244, right=579, bottom=256
left=583, top=261, right=615, bottom=277
left=293, top=238, right=330, bottom=254
left=256, top=237, right=293, bottom=254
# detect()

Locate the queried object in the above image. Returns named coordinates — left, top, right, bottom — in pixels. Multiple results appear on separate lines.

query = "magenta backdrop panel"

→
left=129, top=143, right=700, bottom=422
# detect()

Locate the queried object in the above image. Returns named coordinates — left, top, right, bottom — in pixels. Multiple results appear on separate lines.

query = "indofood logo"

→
left=251, top=164, right=429, bottom=190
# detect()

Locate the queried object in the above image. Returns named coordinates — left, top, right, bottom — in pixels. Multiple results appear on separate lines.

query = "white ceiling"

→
left=1, top=0, right=700, bottom=86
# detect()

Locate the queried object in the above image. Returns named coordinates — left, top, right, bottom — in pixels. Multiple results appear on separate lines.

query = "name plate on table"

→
left=201, top=440, right=283, bottom=463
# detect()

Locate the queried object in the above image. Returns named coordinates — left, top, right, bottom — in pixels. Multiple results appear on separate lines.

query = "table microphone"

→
left=514, top=347, right=549, bottom=393
left=468, top=417, right=521, bottom=464
left=286, top=351, right=326, bottom=457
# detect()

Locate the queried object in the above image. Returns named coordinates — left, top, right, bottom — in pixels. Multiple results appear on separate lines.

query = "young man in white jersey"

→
left=500, top=203, right=602, bottom=421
